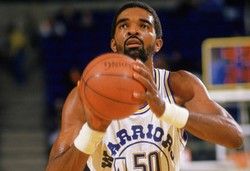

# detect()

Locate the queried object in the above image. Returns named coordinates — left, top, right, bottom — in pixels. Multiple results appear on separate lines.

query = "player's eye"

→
left=141, top=23, right=150, bottom=29
left=119, top=23, right=128, bottom=29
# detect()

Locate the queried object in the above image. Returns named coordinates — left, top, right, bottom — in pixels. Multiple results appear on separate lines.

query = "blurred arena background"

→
left=0, top=0, right=249, bottom=170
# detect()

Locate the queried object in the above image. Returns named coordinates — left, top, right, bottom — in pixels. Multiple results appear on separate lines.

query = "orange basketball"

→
left=78, top=53, right=146, bottom=120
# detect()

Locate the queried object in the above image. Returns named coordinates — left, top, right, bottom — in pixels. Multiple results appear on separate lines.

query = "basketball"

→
left=78, top=53, right=146, bottom=120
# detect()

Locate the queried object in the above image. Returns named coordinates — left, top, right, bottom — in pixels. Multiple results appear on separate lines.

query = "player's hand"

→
left=83, top=105, right=111, bottom=132
left=132, top=59, right=165, bottom=117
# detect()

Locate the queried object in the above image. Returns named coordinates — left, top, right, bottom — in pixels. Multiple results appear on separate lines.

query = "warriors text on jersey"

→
left=87, top=69, right=187, bottom=171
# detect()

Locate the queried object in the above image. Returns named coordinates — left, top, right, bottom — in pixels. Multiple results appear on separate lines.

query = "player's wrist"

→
left=74, top=123, right=105, bottom=155
left=159, top=98, right=189, bottom=128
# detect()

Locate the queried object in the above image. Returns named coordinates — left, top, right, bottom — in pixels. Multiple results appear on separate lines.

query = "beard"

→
left=123, top=36, right=155, bottom=63
left=124, top=46, right=148, bottom=62
left=114, top=36, right=155, bottom=63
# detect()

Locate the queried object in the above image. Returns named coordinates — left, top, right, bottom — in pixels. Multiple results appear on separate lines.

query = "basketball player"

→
left=46, top=1, right=243, bottom=171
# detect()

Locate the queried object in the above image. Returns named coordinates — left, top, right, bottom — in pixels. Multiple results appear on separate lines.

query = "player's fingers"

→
left=133, top=90, right=146, bottom=100
left=133, top=73, right=159, bottom=105
left=133, top=64, right=150, bottom=79
left=133, top=60, right=154, bottom=83
left=133, top=72, right=154, bottom=92
left=134, top=59, right=150, bottom=74
left=134, top=90, right=158, bottom=106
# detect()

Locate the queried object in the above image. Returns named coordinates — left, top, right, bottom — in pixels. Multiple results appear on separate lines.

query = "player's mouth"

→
left=125, top=37, right=143, bottom=48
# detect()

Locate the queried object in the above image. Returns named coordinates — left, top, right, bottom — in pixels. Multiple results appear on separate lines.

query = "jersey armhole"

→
left=178, top=129, right=188, bottom=147
left=165, top=71, right=177, bottom=104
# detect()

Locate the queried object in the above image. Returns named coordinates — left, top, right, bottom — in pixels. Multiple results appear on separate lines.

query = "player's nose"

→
left=127, top=24, right=139, bottom=36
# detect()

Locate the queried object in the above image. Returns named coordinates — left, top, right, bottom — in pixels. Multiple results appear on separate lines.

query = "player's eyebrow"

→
left=116, top=18, right=129, bottom=27
left=139, top=18, right=153, bottom=26
left=116, top=18, right=153, bottom=27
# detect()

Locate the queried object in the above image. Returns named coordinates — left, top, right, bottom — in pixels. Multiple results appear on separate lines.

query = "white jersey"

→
left=87, top=68, right=187, bottom=171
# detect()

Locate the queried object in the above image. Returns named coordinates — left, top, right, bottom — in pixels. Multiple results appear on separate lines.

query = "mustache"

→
left=124, top=35, right=143, bottom=46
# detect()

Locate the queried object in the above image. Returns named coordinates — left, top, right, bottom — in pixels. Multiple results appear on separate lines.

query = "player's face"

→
left=111, top=7, right=162, bottom=62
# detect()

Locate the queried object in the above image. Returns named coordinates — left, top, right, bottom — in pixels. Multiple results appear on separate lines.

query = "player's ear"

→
left=110, top=39, right=117, bottom=52
left=154, top=38, right=163, bottom=52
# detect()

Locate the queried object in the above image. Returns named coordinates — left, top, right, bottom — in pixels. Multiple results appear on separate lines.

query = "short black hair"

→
left=111, top=1, right=163, bottom=39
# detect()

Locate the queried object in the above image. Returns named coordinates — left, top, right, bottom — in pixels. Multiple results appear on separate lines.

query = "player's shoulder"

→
left=170, top=70, right=203, bottom=85
left=169, top=70, right=207, bottom=103
left=154, top=68, right=194, bottom=80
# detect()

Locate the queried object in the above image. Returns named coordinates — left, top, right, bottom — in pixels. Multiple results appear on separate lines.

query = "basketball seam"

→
left=84, top=74, right=141, bottom=105
left=83, top=54, right=132, bottom=79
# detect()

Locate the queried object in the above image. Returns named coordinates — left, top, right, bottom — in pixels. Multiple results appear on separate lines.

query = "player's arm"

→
left=46, top=87, right=110, bottom=171
left=169, top=70, right=243, bottom=148
left=133, top=60, right=243, bottom=148
left=46, top=87, right=89, bottom=171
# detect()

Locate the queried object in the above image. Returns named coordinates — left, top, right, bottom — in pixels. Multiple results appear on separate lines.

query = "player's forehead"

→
left=116, top=7, right=154, bottom=25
